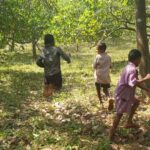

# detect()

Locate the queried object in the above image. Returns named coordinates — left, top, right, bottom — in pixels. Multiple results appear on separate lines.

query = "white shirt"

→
left=93, top=53, right=111, bottom=84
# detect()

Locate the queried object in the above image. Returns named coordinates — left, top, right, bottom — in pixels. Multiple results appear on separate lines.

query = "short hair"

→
left=44, top=34, right=55, bottom=46
left=97, top=42, right=106, bottom=51
left=128, top=49, right=142, bottom=61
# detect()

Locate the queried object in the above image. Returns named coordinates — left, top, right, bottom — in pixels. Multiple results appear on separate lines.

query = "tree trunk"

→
left=135, top=0, right=150, bottom=87
left=10, top=39, right=15, bottom=51
left=32, top=39, right=37, bottom=59
left=76, top=43, right=79, bottom=52
left=9, top=33, right=15, bottom=51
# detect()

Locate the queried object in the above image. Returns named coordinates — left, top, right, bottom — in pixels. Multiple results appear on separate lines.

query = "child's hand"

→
left=144, top=74, right=150, bottom=80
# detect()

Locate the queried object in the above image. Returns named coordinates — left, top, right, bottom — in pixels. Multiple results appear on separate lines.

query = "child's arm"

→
left=58, top=47, right=71, bottom=63
left=93, top=58, right=98, bottom=69
left=136, top=74, right=150, bottom=92
left=136, top=74, right=150, bottom=84
left=110, top=56, right=112, bottom=69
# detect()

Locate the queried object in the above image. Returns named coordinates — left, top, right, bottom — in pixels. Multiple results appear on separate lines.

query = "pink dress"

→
left=115, top=62, right=138, bottom=114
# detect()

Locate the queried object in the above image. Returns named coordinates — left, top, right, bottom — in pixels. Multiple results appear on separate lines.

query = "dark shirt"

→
left=40, top=46, right=70, bottom=76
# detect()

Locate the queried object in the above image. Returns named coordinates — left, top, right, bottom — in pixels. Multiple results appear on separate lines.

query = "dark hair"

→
left=128, top=49, right=142, bottom=61
left=44, top=34, right=55, bottom=47
left=97, top=42, right=106, bottom=51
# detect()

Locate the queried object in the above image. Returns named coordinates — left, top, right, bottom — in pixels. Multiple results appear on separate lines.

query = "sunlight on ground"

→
left=0, top=41, right=150, bottom=149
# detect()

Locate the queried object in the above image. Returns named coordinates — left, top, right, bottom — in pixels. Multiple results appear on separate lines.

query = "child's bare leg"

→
left=103, top=87, right=114, bottom=110
left=43, top=84, right=49, bottom=97
left=95, top=83, right=103, bottom=105
left=96, top=88, right=103, bottom=105
left=126, top=100, right=139, bottom=126
left=43, top=84, right=54, bottom=97
left=103, top=87, right=110, bottom=98
left=48, top=84, right=54, bottom=96
left=109, top=113, right=123, bottom=140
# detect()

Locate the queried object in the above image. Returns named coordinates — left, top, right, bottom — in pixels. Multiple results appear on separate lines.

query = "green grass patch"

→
left=0, top=41, right=150, bottom=149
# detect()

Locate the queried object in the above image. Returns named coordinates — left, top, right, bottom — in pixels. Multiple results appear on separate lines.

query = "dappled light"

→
left=0, top=43, right=150, bottom=149
left=0, top=0, right=150, bottom=149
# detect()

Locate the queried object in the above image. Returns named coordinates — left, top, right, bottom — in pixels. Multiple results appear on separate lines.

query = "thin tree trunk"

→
left=9, top=33, right=15, bottom=51
left=135, top=0, right=150, bottom=87
left=10, top=39, right=15, bottom=51
left=76, top=43, right=79, bottom=52
left=32, top=39, right=37, bottom=59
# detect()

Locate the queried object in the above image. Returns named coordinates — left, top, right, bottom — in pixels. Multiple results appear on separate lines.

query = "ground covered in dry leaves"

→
left=0, top=43, right=150, bottom=149
left=1, top=95, right=150, bottom=150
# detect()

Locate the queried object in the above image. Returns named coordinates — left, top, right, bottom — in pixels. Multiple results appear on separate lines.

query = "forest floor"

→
left=0, top=41, right=150, bottom=150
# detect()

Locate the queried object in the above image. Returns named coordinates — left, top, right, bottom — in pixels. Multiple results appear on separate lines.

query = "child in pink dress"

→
left=109, top=49, right=150, bottom=140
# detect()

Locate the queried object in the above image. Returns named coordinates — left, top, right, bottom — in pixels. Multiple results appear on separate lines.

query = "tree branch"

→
left=101, top=26, right=136, bottom=41
left=123, top=23, right=136, bottom=32
left=119, top=26, right=136, bottom=32
left=146, top=25, right=150, bottom=29
left=109, top=5, right=135, bottom=25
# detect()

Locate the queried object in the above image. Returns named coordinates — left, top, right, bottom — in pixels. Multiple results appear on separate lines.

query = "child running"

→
left=93, top=42, right=112, bottom=107
left=37, top=34, right=71, bottom=98
left=109, top=49, right=150, bottom=140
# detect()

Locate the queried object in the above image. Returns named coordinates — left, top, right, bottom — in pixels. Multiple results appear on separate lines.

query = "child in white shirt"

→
left=93, top=42, right=112, bottom=106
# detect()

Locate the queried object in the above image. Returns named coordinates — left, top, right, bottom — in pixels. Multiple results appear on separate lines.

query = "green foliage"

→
left=0, top=0, right=136, bottom=50
left=97, top=138, right=111, bottom=150
left=0, top=0, right=57, bottom=48
left=49, top=0, right=135, bottom=45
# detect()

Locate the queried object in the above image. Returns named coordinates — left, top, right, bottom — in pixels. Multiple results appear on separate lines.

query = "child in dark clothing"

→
left=38, top=34, right=71, bottom=97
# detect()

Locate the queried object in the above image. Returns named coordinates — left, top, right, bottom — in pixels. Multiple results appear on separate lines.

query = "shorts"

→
left=95, top=82, right=110, bottom=90
left=115, top=97, right=139, bottom=115
left=44, top=72, right=62, bottom=90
